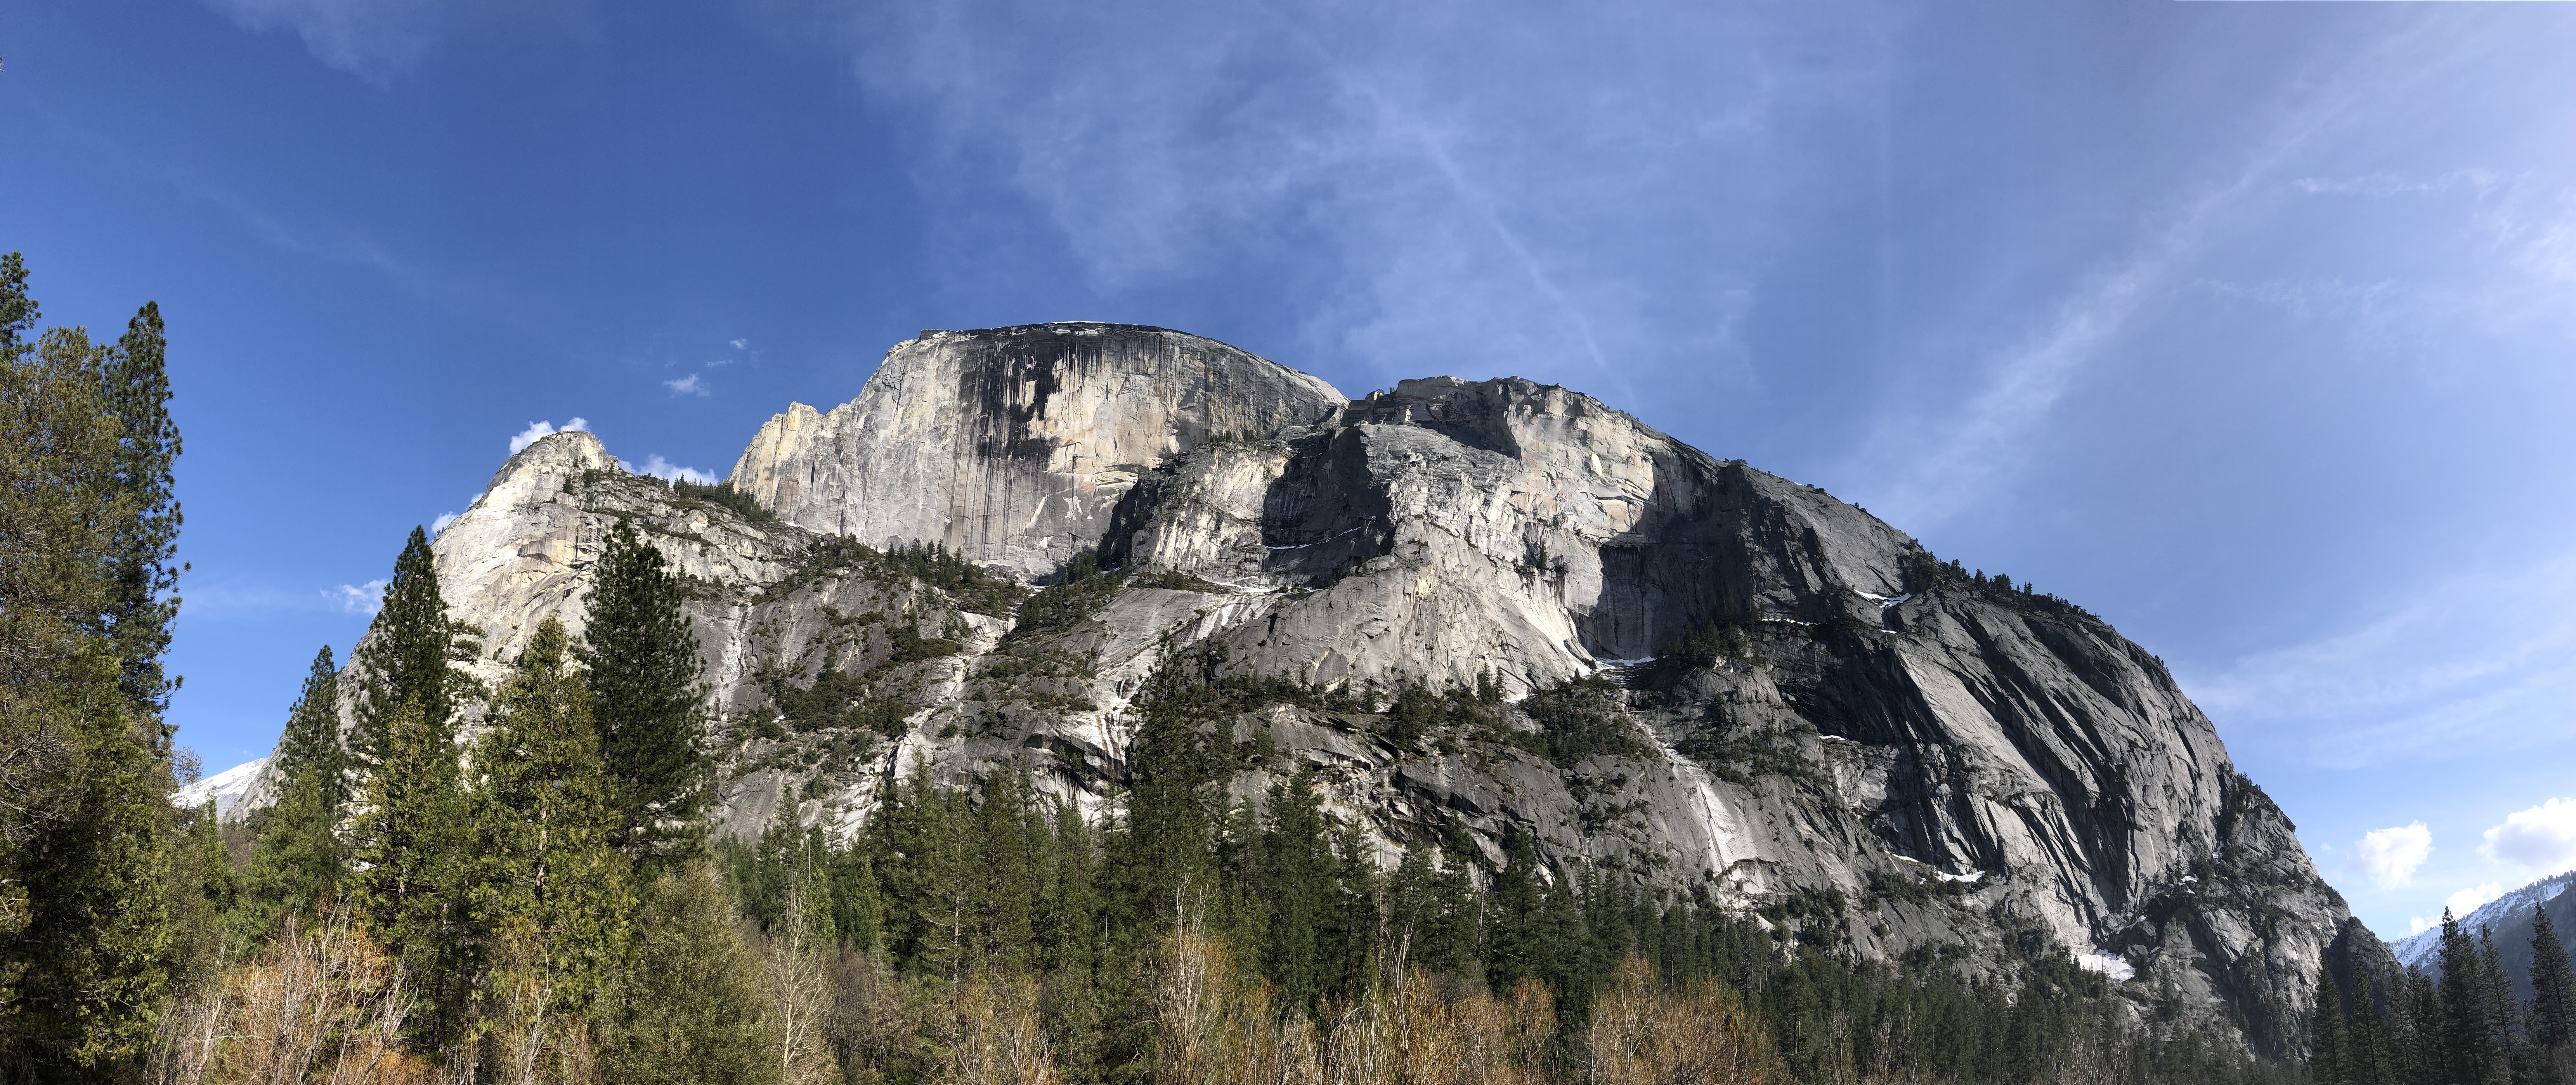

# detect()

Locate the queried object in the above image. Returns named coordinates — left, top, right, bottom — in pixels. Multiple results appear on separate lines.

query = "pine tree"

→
left=2348, top=977, right=2400, bottom=1085
left=2474, top=927, right=2526, bottom=1083
left=581, top=521, right=711, bottom=869
left=0, top=259, right=179, bottom=1080
left=1485, top=825, right=1554, bottom=996
left=347, top=697, right=471, bottom=1040
left=468, top=616, right=633, bottom=1020
left=233, top=647, right=352, bottom=940
left=275, top=645, right=349, bottom=811
left=235, top=763, right=345, bottom=941
left=2312, top=961, right=2349, bottom=1085
left=351, top=527, right=478, bottom=769
left=1253, top=765, right=1336, bottom=1011
left=594, top=868, right=781, bottom=1085
left=99, top=301, right=181, bottom=724
left=2530, top=907, right=2576, bottom=1055
left=0, top=252, right=37, bottom=359
left=2439, top=910, right=2507, bottom=1085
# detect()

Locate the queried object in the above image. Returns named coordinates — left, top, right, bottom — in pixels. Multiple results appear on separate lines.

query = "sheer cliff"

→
left=266, top=322, right=2370, bottom=1057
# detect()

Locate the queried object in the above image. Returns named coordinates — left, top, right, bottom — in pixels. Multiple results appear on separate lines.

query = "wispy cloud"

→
left=664, top=373, right=710, bottom=396
left=772, top=0, right=1831, bottom=394
left=2186, top=550, right=2576, bottom=767
left=509, top=417, right=590, bottom=454
left=200, top=0, right=594, bottom=84
left=330, top=578, right=391, bottom=616
left=2353, top=822, right=2434, bottom=890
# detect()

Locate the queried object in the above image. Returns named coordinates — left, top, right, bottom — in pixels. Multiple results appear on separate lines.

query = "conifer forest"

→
left=7, top=249, right=2575, bottom=1085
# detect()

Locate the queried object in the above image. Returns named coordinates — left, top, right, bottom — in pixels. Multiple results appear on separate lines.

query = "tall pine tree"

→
left=2531, top=907, right=2576, bottom=1056
left=348, top=697, right=471, bottom=1043
left=580, top=521, right=710, bottom=868
left=352, top=527, right=478, bottom=769
left=2312, top=961, right=2349, bottom=1085
left=2438, top=910, right=2508, bottom=1085
left=0, top=258, right=178, bottom=1080
left=275, top=646, right=349, bottom=810
left=98, top=301, right=181, bottom=725
left=468, top=616, right=632, bottom=1017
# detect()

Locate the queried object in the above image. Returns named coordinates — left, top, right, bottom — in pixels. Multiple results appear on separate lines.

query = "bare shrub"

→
left=150, top=908, right=434, bottom=1085
left=1584, top=957, right=1781, bottom=1085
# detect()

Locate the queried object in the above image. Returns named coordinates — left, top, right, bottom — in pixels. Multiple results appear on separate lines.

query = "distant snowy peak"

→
left=2391, top=870, right=2576, bottom=971
left=173, top=757, right=270, bottom=820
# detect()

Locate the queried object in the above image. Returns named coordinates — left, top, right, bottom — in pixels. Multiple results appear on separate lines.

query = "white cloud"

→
left=508, top=417, right=589, bottom=453
left=2450, top=883, right=2505, bottom=918
left=2481, top=798, right=2576, bottom=873
left=431, top=511, right=461, bottom=535
left=2406, top=883, right=2507, bottom=936
left=2353, top=822, right=2433, bottom=889
left=664, top=373, right=710, bottom=396
left=729, top=338, right=748, bottom=351
left=330, top=578, right=391, bottom=616
left=622, top=455, right=716, bottom=486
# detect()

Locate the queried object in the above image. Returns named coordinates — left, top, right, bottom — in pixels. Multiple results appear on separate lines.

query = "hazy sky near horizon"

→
left=5, top=0, right=2573, bottom=940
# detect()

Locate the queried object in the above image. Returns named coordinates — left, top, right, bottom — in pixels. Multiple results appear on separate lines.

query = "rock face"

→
left=727, top=324, right=1345, bottom=580
left=266, top=322, right=2375, bottom=1058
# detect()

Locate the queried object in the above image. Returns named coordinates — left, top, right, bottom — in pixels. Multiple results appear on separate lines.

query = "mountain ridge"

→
left=249, top=322, right=2377, bottom=1058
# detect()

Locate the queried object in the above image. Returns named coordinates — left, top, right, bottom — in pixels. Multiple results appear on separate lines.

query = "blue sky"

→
left=5, top=0, right=2572, bottom=940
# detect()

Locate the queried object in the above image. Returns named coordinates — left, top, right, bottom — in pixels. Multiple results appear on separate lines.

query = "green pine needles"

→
left=582, top=520, right=714, bottom=870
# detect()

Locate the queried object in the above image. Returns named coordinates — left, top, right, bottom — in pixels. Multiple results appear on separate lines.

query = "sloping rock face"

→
left=727, top=324, right=1345, bottom=580
left=269, top=323, right=2372, bottom=1058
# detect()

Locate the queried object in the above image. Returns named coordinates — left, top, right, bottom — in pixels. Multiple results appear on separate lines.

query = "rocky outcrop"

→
left=727, top=324, right=1345, bottom=580
left=262, top=322, right=2376, bottom=1058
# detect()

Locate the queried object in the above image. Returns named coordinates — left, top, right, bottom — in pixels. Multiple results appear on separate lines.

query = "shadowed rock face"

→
left=264, top=323, right=2378, bottom=1058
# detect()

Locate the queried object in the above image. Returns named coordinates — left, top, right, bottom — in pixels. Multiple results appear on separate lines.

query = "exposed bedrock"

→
left=258, top=323, right=2373, bottom=1058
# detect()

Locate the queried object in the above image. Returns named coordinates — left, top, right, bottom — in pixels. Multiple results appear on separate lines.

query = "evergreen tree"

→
left=1485, top=825, right=1555, bottom=996
left=581, top=521, right=711, bottom=868
left=190, top=799, right=235, bottom=920
left=2312, top=961, right=2349, bottom=1085
left=2439, top=910, right=2507, bottom=1085
left=2474, top=928, right=2526, bottom=1083
left=347, top=697, right=472, bottom=1041
left=235, top=763, right=345, bottom=940
left=275, top=645, right=349, bottom=811
left=0, top=259, right=178, bottom=1080
left=0, top=251, right=36, bottom=358
left=595, top=869, right=781, bottom=1085
left=98, top=301, right=181, bottom=723
left=1115, top=656, right=1225, bottom=921
left=467, top=616, right=633, bottom=1016
left=351, top=527, right=479, bottom=769
left=1258, top=764, right=1336, bottom=1011
left=233, top=647, right=352, bottom=939
left=2530, top=907, right=2576, bottom=1055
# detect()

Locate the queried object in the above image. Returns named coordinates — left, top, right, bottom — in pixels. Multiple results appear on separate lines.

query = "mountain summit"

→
left=266, top=322, right=2376, bottom=1056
